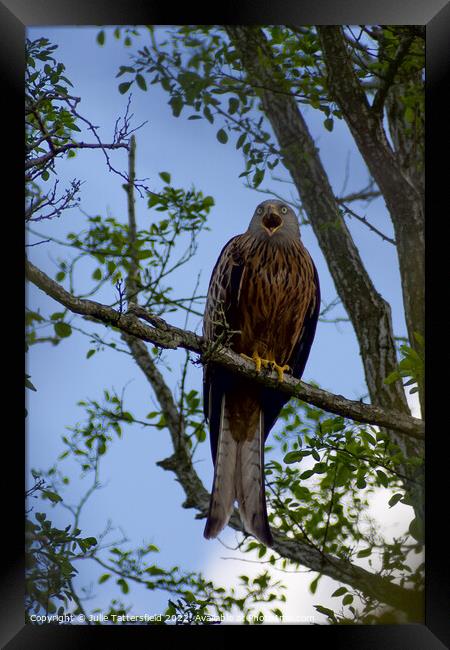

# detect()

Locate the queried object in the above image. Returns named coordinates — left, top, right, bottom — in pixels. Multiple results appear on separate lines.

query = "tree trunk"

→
left=317, top=26, right=425, bottom=416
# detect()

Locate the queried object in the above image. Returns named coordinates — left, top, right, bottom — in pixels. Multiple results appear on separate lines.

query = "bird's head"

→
left=248, top=200, right=300, bottom=241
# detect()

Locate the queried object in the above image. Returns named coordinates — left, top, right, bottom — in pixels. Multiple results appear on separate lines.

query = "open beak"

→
left=262, top=211, right=283, bottom=235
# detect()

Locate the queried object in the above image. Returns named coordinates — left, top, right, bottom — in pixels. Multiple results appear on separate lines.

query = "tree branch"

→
left=25, top=258, right=424, bottom=441
left=371, top=33, right=415, bottom=115
left=25, top=141, right=129, bottom=171
left=340, top=202, right=396, bottom=246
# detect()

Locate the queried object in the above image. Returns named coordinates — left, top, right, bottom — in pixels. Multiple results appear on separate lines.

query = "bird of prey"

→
left=203, top=199, right=320, bottom=547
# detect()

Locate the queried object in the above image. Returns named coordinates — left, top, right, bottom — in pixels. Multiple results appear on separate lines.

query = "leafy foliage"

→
left=26, top=37, right=79, bottom=182
left=384, top=332, right=424, bottom=396
left=26, top=480, right=97, bottom=621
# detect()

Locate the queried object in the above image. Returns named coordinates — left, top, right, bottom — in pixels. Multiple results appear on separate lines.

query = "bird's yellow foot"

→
left=240, top=352, right=289, bottom=382
left=240, top=351, right=271, bottom=373
left=270, top=361, right=290, bottom=382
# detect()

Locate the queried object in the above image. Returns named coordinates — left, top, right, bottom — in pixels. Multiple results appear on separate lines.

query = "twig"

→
left=340, top=203, right=396, bottom=245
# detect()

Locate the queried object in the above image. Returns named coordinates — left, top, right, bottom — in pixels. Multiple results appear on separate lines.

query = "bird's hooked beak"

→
left=262, top=206, right=283, bottom=235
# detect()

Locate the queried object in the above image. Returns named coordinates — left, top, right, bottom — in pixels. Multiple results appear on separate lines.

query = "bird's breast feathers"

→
left=236, top=237, right=316, bottom=362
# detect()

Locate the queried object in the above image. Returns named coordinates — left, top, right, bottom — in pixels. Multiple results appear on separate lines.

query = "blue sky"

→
left=26, top=26, right=414, bottom=623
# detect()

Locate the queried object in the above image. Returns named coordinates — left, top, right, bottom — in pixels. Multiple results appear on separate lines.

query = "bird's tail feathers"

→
left=235, top=409, right=273, bottom=547
left=204, top=397, right=272, bottom=547
left=204, top=395, right=238, bottom=539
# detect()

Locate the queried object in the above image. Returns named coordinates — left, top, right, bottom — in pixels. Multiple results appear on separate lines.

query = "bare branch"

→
left=340, top=203, right=396, bottom=246
left=25, top=142, right=128, bottom=171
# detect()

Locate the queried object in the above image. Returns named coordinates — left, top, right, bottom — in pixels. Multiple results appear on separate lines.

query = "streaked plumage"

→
left=203, top=200, right=320, bottom=546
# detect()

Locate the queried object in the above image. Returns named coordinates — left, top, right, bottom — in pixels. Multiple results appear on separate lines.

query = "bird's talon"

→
left=241, top=352, right=262, bottom=373
left=241, top=353, right=289, bottom=381
left=271, top=362, right=290, bottom=382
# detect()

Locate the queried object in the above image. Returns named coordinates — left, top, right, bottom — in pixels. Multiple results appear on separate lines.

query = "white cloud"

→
left=203, top=531, right=337, bottom=624
left=406, top=387, right=421, bottom=419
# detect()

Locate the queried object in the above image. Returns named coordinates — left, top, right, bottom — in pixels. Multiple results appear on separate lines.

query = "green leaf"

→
left=356, top=547, right=372, bottom=558
left=292, top=484, right=311, bottom=501
left=323, top=117, right=334, bottom=132
left=43, top=490, right=62, bottom=503
left=236, top=133, right=246, bottom=149
left=184, top=590, right=195, bottom=603
left=228, top=97, right=239, bottom=114
left=314, top=605, right=336, bottom=621
left=137, top=250, right=153, bottom=260
left=116, top=65, right=135, bottom=78
left=253, top=168, right=265, bottom=188
left=86, top=349, right=96, bottom=359
left=408, top=517, right=423, bottom=542
left=216, top=128, right=228, bottom=144
left=170, top=95, right=183, bottom=117
left=54, top=322, right=72, bottom=338
left=82, top=536, right=98, bottom=549
left=50, top=311, right=66, bottom=321
left=283, top=451, right=302, bottom=464
left=321, top=417, right=345, bottom=434
left=388, top=493, right=403, bottom=508
left=342, top=594, right=354, bottom=606
left=376, top=469, right=389, bottom=488
left=384, top=371, right=400, bottom=385
left=96, top=30, right=105, bottom=46
left=117, top=578, right=129, bottom=594
left=118, top=81, right=133, bottom=95
left=25, top=374, right=37, bottom=392
left=331, top=587, right=347, bottom=597
left=159, top=171, right=171, bottom=184
left=136, top=73, right=147, bottom=91
left=98, top=573, right=111, bottom=584
left=203, top=105, right=214, bottom=123
left=309, top=575, right=320, bottom=594
left=356, top=475, right=367, bottom=489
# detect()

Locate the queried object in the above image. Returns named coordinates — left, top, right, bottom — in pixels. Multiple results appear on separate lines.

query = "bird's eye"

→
left=257, top=207, right=263, bottom=215
left=281, top=206, right=288, bottom=214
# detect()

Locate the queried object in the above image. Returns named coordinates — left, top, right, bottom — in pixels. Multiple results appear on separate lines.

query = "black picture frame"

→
left=5, top=0, right=449, bottom=647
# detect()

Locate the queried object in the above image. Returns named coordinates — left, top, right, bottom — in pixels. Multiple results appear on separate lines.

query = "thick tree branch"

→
left=316, top=27, right=424, bottom=391
left=26, top=258, right=424, bottom=441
